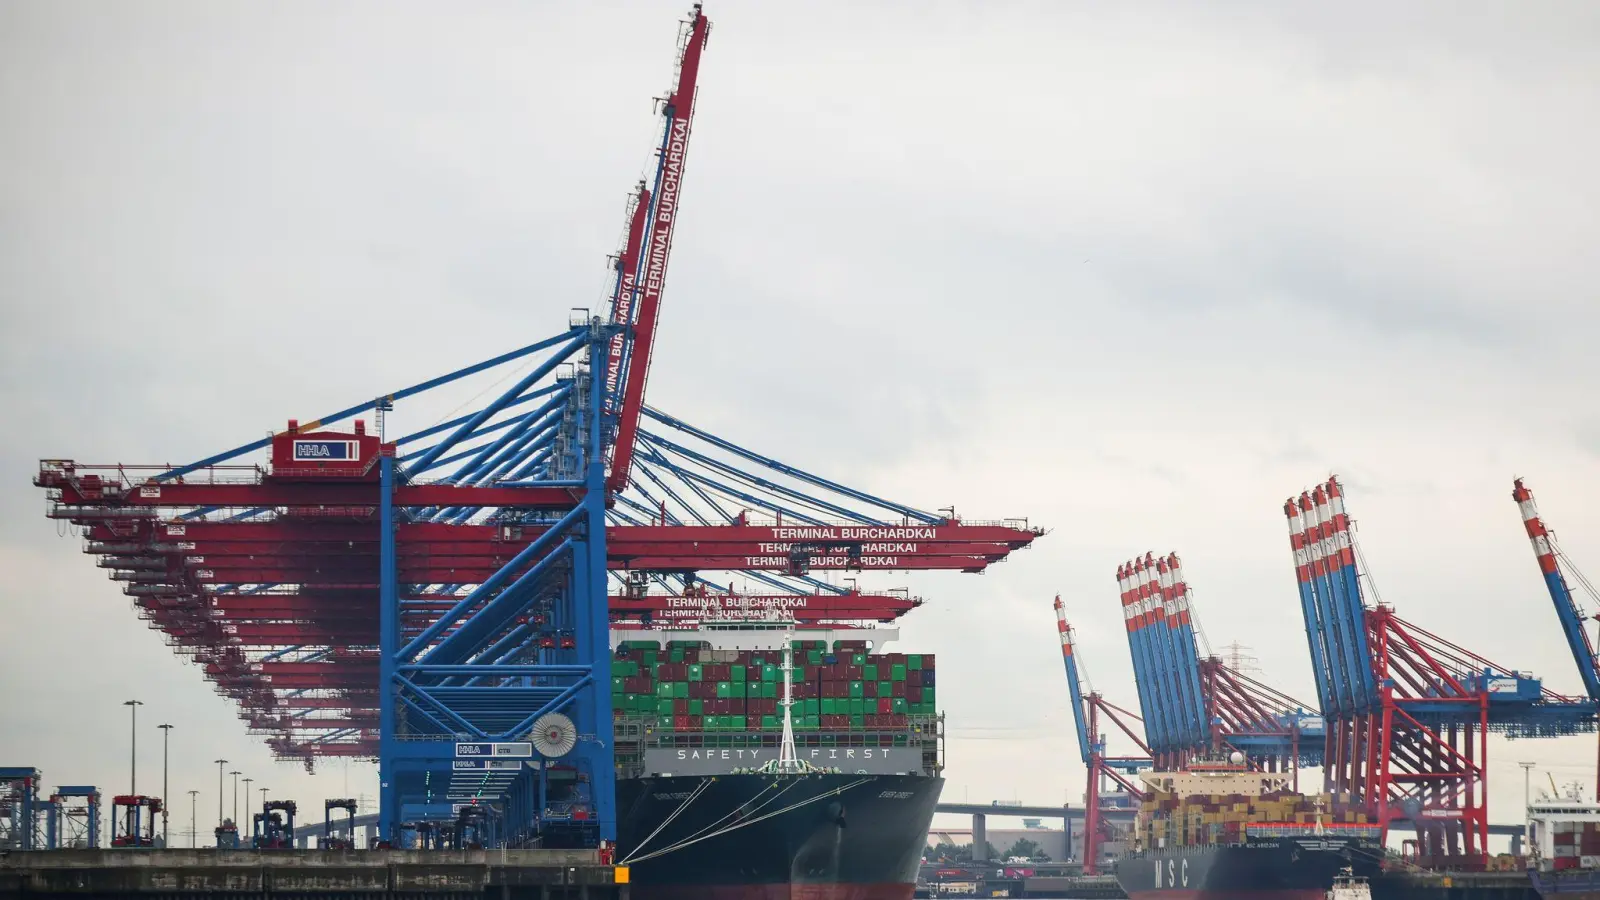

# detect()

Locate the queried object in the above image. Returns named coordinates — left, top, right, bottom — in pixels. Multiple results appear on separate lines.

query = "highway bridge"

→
left=302, top=802, right=1525, bottom=853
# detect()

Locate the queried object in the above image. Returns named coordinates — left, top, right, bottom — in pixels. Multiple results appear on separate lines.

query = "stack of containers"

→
left=610, top=639, right=936, bottom=733
left=1135, top=789, right=1377, bottom=849
left=1547, top=819, right=1600, bottom=870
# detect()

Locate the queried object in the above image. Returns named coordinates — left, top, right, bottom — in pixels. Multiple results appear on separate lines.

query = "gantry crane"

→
left=1053, top=596, right=1150, bottom=875
left=32, top=3, right=1042, bottom=850
left=1283, top=475, right=1595, bottom=868
left=1115, top=553, right=1322, bottom=779
left=1512, top=477, right=1600, bottom=794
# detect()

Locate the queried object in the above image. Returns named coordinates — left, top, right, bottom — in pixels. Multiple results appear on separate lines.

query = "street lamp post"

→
left=213, top=759, right=227, bottom=827
left=243, top=778, right=254, bottom=821
left=157, top=724, right=173, bottom=846
left=123, top=700, right=143, bottom=796
left=187, top=790, right=200, bottom=848
left=230, top=771, right=241, bottom=826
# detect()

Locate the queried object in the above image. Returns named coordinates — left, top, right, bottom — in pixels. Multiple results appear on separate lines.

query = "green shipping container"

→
left=673, top=682, right=688, bottom=699
left=761, top=665, right=777, bottom=682
left=849, top=681, right=865, bottom=699
left=731, top=665, right=746, bottom=682
left=849, top=698, right=866, bottom=716
left=611, top=677, right=626, bottom=692
left=669, top=649, right=684, bottom=662
left=909, top=654, right=922, bottom=669
left=893, top=697, right=909, bottom=713
left=891, top=664, right=907, bottom=681
left=851, top=653, right=866, bottom=666
left=761, top=682, right=777, bottom=699
left=716, top=681, right=733, bottom=699
left=850, top=715, right=865, bottom=729
left=658, top=716, right=674, bottom=730
left=689, top=699, right=704, bottom=715
left=864, top=664, right=878, bottom=681
left=656, top=682, right=675, bottom=698
left=657, top=698, right=674, bottom=716
left=801, top=715, right=819, bottom=731
left=803, top=699, right=819, bottom=716
left=878, top=681, right=892, bottom=697
left=761, top=715, right=780, bottom=730
left=807, top=650, right=823, bottom=665
left=688, top=664, right=703, bottom=681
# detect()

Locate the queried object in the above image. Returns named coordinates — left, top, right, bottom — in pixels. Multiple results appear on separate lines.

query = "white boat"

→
left=1327, top=866, right=1372, bottom=900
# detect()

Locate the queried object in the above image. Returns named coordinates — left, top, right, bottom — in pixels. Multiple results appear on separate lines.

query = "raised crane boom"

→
left=1055, top=595, right=1094, bottom=764
left=607, top=4, right=711, bottom=493
left=1513, top=478, right=1600, bottom=701
left=1053, top=595, right=1151, bottom=875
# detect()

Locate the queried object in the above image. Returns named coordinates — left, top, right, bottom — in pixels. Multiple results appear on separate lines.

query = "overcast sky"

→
left=3, top=0, right=1598, bottom=847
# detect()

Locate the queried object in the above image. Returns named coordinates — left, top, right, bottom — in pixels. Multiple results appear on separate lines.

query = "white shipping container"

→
left=1556, top=821, right=1576, bottom=834
left=1555, top=845, right=1578, bottom=858
left=1581, top=856, right=1600, bottom=869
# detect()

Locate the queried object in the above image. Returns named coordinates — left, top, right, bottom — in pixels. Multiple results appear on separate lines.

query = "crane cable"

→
left=624, top=776, right=874, bottom=865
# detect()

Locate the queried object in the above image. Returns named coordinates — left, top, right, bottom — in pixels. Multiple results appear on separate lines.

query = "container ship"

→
left=611, top=622, right=944, bottom=900
left=1527, top=784, right=1600, bottom=898
left=1115, top=758, right=1383, bottom=899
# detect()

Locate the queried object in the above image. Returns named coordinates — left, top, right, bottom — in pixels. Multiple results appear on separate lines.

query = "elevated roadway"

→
left=304, top=801, right=1525, bottom=852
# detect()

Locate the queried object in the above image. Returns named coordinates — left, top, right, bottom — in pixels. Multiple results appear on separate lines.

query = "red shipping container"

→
left=673, top=698, right=688, bottom=715
left=923, top=655, right=936, bottom=670
left=892, top=681, right=906, bottom=698
left=908, top=686, right=923, bottom=703
left=908, top=670, right=923, bottom=687
left=865, top=682, right=879, bottom=698
left=674, top=715, right=690, bottom=730
left=878, top=698, right=893, bottom=714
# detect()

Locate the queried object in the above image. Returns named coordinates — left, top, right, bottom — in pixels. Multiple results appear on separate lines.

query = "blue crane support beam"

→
left=395, top=383, right=564, bottom=447
left=403, top=333, right=588, bottom=480
left=642, top=406, right=942, bottom=523
left=639, top=430, right=881, bottom=524
left=441, top=387, right=574, bottom=486
left=155, top=328, right=585, bottom=482
left=635, top=450, right=831, bottom=526
left=395, top=503, right=586, bottom=663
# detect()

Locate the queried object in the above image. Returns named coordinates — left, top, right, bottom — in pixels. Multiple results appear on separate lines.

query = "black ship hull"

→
left=1533, top=868, right=1600, bottom=898
left=617, top=772, right=943, bottom=900
left=1115, top=836, right=1383, bottom=899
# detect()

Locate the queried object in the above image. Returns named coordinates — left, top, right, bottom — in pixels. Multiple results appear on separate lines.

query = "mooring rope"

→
left=624, top=776, right=873, bottom=865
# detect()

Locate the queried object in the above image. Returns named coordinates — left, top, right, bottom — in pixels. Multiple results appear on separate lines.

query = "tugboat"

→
left=1328, top=867, right=1372, bottom=900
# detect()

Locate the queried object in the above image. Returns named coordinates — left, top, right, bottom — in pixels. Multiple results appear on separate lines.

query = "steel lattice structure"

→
left=1284, top=475, right=1596, bottom=867
left=32, top=5, right=1041, bottom=849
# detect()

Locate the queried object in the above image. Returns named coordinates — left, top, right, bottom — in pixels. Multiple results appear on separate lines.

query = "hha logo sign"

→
left=292, top=440, right=356, bottom=461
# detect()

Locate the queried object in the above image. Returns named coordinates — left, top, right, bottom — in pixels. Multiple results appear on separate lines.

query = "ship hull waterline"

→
left=1115, top=836, right=1384, bottom=900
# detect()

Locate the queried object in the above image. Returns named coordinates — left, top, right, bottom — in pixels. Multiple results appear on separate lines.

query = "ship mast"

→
left=778, top=626, right=800, bottom=770
left=758, top=623, right=817, bottom=775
